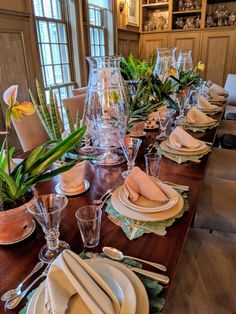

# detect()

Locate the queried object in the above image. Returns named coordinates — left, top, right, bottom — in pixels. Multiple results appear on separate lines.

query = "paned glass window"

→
left=33, top=0, right=74, bottom=116
left=88, top=4, right=107, bottom=57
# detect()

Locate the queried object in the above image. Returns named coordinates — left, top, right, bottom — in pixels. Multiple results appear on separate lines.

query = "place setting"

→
left=1, top=192, right=168, bottom=314
left=156, top=125, right=211, bottom=164
left=196, top=95, right=224, bottom=115
left=182, top=107, right=219, bottom=132
left=104, top=143, right=189, bottom=239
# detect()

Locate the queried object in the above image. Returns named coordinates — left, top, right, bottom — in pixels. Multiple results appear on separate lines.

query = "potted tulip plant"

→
left=0, top=85, right=86, bottom=244
left=30, top=81, right=88, bottom=195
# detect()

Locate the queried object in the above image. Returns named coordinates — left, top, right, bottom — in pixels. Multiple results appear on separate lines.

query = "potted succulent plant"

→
left=0, top=85, right=86, bottom=244
left=30, top=81, right=87, bottom=195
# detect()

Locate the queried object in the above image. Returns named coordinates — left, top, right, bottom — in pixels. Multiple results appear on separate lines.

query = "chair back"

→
left=72, top=86, right=88, bottom=96
left=12, top=113, right=49, bottom=152
left=224, top=74, right=236, bottom=106
left=62, top=94, right=86, bottom=124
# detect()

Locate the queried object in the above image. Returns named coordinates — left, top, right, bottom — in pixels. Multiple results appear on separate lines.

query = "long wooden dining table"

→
left=0, top=110, right=224, bottom=313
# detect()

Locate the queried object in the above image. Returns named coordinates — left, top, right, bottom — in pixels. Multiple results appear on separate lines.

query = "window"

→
left=88, top=0, right=114, bottom=57
left=33, top=0, right=75, bottom=107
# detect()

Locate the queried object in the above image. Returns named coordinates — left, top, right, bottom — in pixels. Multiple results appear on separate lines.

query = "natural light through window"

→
left=33, top=0, right=74, bottom=106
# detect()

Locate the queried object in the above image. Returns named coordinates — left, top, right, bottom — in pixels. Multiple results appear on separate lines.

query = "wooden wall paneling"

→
left=118, top=29, right=139, bottom=58
left=201, top=30, right=236, bottom=85
left=169, top=31, right=201, bottom=63
left=0, top=11, right=38, bottom=150
left=139, top=33, right=168, bottom=59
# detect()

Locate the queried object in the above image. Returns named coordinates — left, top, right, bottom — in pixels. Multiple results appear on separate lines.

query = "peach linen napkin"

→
left=209, top=83, right=228, bottom=95
left=187, top=107, right=215, bottom=125
left=124, top=167, right=169, bottom=204
left=45, top=250, right=120, bottom=314
left=208, top=88, right=225, bottom=101
left=169, top=126, right=200, bottom=149
left=197, top=95, right=220, bottom=110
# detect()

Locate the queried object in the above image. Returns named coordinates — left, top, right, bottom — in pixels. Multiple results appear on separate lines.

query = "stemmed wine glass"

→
left=156, top=108, right=175, bottom=141
left=28, top=194, right=70, bottom=263
left=119, top=137, right=142, bottom=179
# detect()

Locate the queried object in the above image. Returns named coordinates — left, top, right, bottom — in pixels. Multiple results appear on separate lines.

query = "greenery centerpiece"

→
left=0, top=85, right=86, bottom=243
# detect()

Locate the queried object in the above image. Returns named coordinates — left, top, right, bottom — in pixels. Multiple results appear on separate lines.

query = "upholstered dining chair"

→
left=164, top=228, right=236, bottom=314
left=193, top=148, right=236, bottom=234
left=62, top=94, right=86, bottom=124
left=72, top=86, right=88, bottom=96
left=12, top=112, right=49, bottom=152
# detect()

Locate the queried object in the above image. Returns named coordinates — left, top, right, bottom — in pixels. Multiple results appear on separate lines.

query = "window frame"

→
left=88, top=3, right=109, bottom=57
left=32, top=0, right=76, bottom=106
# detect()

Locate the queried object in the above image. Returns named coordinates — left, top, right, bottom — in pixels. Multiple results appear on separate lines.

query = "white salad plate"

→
left=111, top=186, right=184, bottom=222
left=118, top=183, right=179, bottom=214
left=27, top=259, right=137, bottom=314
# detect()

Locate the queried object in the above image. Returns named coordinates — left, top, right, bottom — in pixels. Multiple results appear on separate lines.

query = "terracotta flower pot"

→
left=129, top=121, right=145, bottom=137
left=0, top=189, right=38, bottom=244
left=56, top=160, right=86, bottom=194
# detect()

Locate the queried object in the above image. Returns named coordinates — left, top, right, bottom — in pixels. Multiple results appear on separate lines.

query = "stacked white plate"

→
left=160, top=139, right=209, bottom=156
left=26, top=258, right=149, bottom=314
left=111, top=181, right=184, bottom=222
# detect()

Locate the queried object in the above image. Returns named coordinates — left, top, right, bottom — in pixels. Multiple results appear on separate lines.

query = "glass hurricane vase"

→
left=85, top=56, right=129, bottom=166
left=153, top=47, right=177, bottom=82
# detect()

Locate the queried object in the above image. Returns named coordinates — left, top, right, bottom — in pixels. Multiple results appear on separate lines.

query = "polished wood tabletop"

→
left=0, top=111, right=224, bottom=313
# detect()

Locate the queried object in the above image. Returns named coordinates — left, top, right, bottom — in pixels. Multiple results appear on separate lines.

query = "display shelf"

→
left=173, top=10, right=202, bottom=14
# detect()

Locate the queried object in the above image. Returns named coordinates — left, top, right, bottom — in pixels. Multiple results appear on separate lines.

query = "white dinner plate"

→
left=165, top=139, right=206, bottom=152
left=90, top=259, right=149, bottom=314
left=27, top=259, right=136, bottom=314
left=111, top=187, right=184, bottom=222
left=118, top=183, right=179, bottom=214
left=160, top=141, right=209, bottom=156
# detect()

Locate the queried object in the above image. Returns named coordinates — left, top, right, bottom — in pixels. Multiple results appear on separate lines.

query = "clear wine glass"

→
left=156, top=108, right=175, bottom=141
left=28, top=194, right=70, bottom=264
left=119, top=137, right=142, bottom=179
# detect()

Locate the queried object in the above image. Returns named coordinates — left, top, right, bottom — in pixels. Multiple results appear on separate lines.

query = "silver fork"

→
left=92, top=189, right=113, bottom=206
left=6, top=262, right=52, bottom=310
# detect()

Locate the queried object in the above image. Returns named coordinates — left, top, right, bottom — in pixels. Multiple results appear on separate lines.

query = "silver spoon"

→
left=93, top=189, right=113, bottom=206
left=1, top=261, right=44, bottom=302
left=6, top=262, right=51, bottom=310
left=102, top=247, right=167, bottom=272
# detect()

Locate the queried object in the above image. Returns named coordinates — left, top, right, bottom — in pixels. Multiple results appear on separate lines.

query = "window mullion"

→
left=46, top=21, right=56, bottom=85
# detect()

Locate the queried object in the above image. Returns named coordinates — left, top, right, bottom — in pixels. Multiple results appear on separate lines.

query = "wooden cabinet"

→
left=139, top=33, right=168, bottom=58
left=201, top=30, right=236, bottom=85
left=169, top=31, right=201, bottom=62
left=118, top=30, right=139, bottom=58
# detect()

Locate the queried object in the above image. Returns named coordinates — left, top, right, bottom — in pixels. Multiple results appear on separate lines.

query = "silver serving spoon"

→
left=1, top=261, right=44, bottom=302
left=102, top=247, right=167, bottom=272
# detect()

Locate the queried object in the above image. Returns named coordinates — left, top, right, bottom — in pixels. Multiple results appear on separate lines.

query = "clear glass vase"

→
left=85, top=56, right=129, bottom=166
left=177, top=49, right=193, bottom=71
left=153, top=47, right=177, bottom=82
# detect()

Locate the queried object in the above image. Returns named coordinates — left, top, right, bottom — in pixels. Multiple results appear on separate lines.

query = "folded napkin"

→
left=208, top=88, right=226, bottom=101
left=187, top=107, right=215, bottom=125
left=45, top=250, right=120, bottom=314
left=209, top=83, right=228, bottom=95
left=158, top=105, right=168, bottom=119
left=197, top=95, right=220, bottom=110
left=124, top=167, right=169, bottom=204
left=169, top=126, right=200, bottom=149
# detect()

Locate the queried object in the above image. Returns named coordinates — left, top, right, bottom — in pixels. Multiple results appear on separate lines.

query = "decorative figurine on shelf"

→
left=229, top=12, right=236, bottom=26
left=183, top=18, right=195, bottom=29
left=195, top=15, right=201, bottom=28
left=178, top=0, right=184, bottom=11
left=175, top=17, right=184, bottom=28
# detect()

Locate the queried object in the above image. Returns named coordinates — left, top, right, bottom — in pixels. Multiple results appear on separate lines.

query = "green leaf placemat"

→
left=105, top=192, right=189, bottom=240
left=18, top=290, right=36, bottom=314
left=183, top=121, right=219, bottom=133
left=156, top=145, right=211, bottom=164
left=80, top=252, right=165, bottom=314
